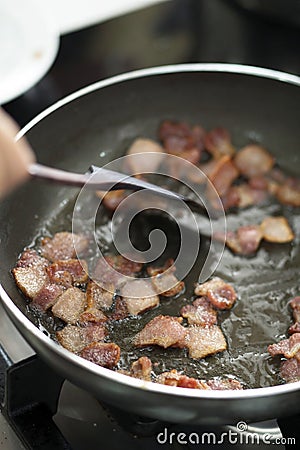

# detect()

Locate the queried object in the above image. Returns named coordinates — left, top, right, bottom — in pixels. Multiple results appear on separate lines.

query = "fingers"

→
left=0, top=108, right=36, bottom=198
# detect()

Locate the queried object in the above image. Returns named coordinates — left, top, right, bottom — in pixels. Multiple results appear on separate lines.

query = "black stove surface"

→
left=1, top=1, right=300, bottom=448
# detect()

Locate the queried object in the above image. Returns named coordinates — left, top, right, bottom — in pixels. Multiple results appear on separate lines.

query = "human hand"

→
left=0, top=108, right=35, bottom=199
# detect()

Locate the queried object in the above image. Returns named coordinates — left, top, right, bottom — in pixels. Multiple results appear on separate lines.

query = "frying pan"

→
left=1, top=64, right=300, bottom=425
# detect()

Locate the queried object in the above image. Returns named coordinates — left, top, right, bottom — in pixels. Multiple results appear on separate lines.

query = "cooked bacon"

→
left=234, top=144, right=274, bottom=178
left=204, top=127, right=235, bottom=158
left=248, top=175, right=269, bottom=191
left=109, top=296, right=129, bottom=321
left=151, top=272, right=185, bottom=297
left=268, top=333, right=300, bottom=360
left=290, top=297, right=300, bottom=320
left=134, top=315, right=186, bottom=348
left=80, top=342, right=120, bottom=368
left=276, top=177, right=300, bottom=207
left=207, top=378, right=243, bottom=390
left=80, top=307, right=108, bottom=324
left=52, top=287, right=86, bottom=324
left=194, top=277, right=237, bottom=310
left=260, top=216, right=294, bottom=243
left=280, top=358, right=300, bottom=383
left=208, top=155, right=239, bottom=197
left=181, top=297, right=217, bottom=326
left=183, top=325, right=227, bottom=359
left=233, top=183, right=268, bottom=208
left=57, top=323, right=107, bottom=353
left=157, top=370, right=209, bottom=389
left=225, top=225, right=263, bottom=255
left=93, top=255, right=143, bottom=287
left=126, top=138, right=165, bottom=173
left=147, top=260, right=184, bottom=297
left=41, top=232, right=89, bottom=262
left=146, top=259, right=174, bottom=277
left=289, top=323, right=300, bottom=334
left=120, top=279, right=159, bottom=315
left=188, top=159, right=220, bottom=185
left=15, top=249, right=48, bottom=268
left=159, top=120, right=204, bottom=155
left=47, top=259, right=89, bottom=285
left=86, top=281, right=114, bottom=310
left=31, top=284, right=64, bottom=311
left=130, top=356, right=152, bottom=381
left=12, top=250, right=48, bottom=299
left=96, top=189, right=128, bottom=212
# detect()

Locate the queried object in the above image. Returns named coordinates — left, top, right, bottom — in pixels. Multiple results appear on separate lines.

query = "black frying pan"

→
left=1, top=64, right=300, bottom=425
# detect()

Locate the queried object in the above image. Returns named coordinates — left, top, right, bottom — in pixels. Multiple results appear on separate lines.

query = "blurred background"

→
left=2, top=0, right=300, bottom=127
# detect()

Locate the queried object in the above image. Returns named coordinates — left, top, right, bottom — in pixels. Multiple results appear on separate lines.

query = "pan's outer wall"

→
left=1, top=66, right=300, bottom=424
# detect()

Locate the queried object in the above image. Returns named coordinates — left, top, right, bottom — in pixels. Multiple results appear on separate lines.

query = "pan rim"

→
left=2, top=62, right=300, bottom=400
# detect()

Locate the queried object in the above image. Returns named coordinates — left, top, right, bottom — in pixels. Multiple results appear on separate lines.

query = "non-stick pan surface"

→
left=1, top=64, right=300, bottom=424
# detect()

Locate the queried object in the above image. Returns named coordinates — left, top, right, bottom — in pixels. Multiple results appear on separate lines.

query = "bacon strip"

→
left=181, top=297, right=217, bottom=326
left=134, top=315, right=186, bottom=349
left=194, top=277, right=237, bottom=310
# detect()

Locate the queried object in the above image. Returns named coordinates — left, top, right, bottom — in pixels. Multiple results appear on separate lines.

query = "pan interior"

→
left=1, top=69, right=299, bottom=390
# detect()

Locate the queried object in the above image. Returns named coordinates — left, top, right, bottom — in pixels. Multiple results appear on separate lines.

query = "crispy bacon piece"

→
left=280, top=358, right=300, bottom=383
left=183, top=325, right=227, bottom=359
left=134, top=315, right=187, bottom=349
left=80, top=342, right=120, bottom=368
left=204, top=127, right=235, bottom=158
left=130, top=356, right=152, bottom=381
left=120, top=279, right=159, bottom=315
left=12, top=250, right=48, bottom=299
left=79, top=307, right=108, bottom=324
left=289, top=323, right=300, bottom=334
left=181, top=297, right=217, bottom=326
left=93, top=255, right=143, bottom=287
left=96, top=189, right=128, bottom=212
left=47, top=259, right=89, bottom=285
left=159, top=120, right=204, bottom=157
left=276, top=178, right=300, bottom=207
left=225, top=225, right=263, bottom=255
left=109, top=296, right=129, bottom=321
left=194, top=277, right=237, bottom=310
left=57, top=323, right=107, bottom=353
left=52, top=287, right=86, bottom=324
left=147, top=260, right=185, bottom=297
left=268, top=333, right=300, bottom=360
left=40, top=232, right=89, bottom=262
left=31, top=284, right=64, bottom=311
left=151, top=273, right=185, bottom=297
left=260, top=216, right=294, bottom=243
left=233, top=183, right=268, bottom=208
left=86, top=281, right=114, bottom=310
left=289, top=297, right=300, bottom=334
left=15, top=249, right=48, bottom=269
left=208, top=155, right=239, bottom=197
left=157, top=370, right=209, bottom=389
left=207, top=378, right=243, bottom=390
left=126, top=138, right=165, bottom=173
left=234, top=144, right=274, bottom=178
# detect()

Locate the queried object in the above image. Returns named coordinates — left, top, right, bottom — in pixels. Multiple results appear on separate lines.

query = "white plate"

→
left=0, top=0, right=59, bottom=104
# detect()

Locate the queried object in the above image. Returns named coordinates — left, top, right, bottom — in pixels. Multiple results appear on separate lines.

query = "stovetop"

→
left=1, top=0, right=300, bottom=448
